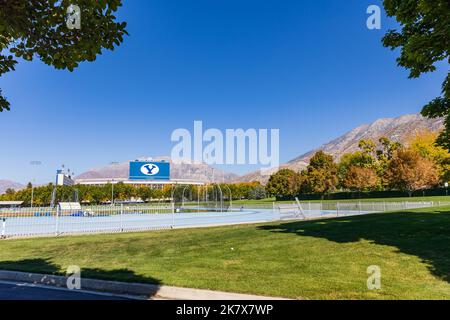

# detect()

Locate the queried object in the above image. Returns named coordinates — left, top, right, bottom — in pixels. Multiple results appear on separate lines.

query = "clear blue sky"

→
left=0, top=0, right=447, bottom=184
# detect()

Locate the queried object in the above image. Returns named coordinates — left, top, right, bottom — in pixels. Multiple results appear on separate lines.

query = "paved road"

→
left=0, top=281, right=132, bottom=300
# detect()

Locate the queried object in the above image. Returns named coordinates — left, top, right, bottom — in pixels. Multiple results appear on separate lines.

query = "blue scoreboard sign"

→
left=129, top=161, right=170, bottom=180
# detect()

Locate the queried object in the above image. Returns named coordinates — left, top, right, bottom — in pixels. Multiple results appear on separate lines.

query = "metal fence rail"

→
left=0, top=204, right=174, bottom=238
left=1, top=200, right=449, bottom=239
left=275, top=201, right=439, bottom=220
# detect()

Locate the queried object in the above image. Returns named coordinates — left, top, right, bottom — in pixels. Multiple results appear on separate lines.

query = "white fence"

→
left=0, top=204, right=174, bottom=238
left=1, top=201, right=449, bottom=239
left=275, top=201, right=441, bottom=220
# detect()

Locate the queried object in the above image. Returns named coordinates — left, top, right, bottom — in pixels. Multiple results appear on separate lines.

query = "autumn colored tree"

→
left=301, top=151, right=338, bottom=194
left=342, top=166, right=379, bottom=192
left=385, top=148, right=440, bottom=195
left=407, top=130, right=450, bottom=183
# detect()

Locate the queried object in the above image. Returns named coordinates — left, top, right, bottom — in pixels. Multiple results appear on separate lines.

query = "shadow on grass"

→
left=0, top=258, right=162, bottom=297
left=259, top=208, right=450, bottom=282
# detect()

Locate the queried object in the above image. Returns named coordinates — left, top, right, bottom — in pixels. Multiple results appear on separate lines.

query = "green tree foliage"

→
left=248, top=184, right=267, bottom=200
left=265, top=169, right=302, bottom=199
left=338, top=137, right=401, bottom=189
left=0, top=182, right=269, bottom=205
left=382, top=0, right=450, bottom=150
left=0, top=0, right=128, bottom=111
left=300, top=151, right=338, bottom=194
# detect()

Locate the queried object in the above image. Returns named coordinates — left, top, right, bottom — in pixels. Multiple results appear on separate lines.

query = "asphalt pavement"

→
left=0, top=281, right=133, bottom=300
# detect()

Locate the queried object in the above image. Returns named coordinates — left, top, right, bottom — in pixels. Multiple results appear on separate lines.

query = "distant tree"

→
left=407, top=130, right=450, bottom=183
left=0, top=0, right=128, bottom=111
left=375, top=137, right=402, bottom=181
left=136, top=186, right=153, bottom=202
left=301, top=151, right=338, bottom=194
left=382, top=0, right=450, bottom=150
left=378, top=137, right=402, bottom=160
left=4, top=188, right=15, bottom=196
left=248, top=185, right=267, bottom=200
left=266, top=169, right=302, bottom=199
left=358, top=139, right=376, bottom=155
left=385, top=148, right=440, bottom=195
left=338, top=150, right=376, bottom=182
left=342, top=166, right=379, bottom=192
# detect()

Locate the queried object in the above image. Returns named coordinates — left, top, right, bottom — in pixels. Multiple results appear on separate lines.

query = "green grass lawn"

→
left=234, top=195, right=450, bottom=205
left=1, top=206, right=450, bottom=299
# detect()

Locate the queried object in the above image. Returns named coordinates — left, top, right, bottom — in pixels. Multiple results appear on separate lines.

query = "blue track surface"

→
left=1, top=208, right=371, bottom=238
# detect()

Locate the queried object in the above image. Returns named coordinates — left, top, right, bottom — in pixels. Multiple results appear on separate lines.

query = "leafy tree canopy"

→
left=382, top=0, right=450, bottom=149
left=386, top=148, right=440, bottom=193
left=0, top=0, right=128, bottom=111
left=266, top=169, right=302, bottom=199
left=301, top=151, right=338, bottom=194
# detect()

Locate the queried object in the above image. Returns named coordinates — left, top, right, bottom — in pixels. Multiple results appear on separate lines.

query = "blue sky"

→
left=0, top=0, right=447, bottom=184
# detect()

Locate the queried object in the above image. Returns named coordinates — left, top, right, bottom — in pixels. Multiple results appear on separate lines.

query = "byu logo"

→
left=66, top=265, right=81, bottom=290
left=366, top=5, right=381, bottom=30
left=66, top=4, right=81, bottom=30
left=141, top=164, right=159, bottom=176
left=367, top=265, right=381, bottom=290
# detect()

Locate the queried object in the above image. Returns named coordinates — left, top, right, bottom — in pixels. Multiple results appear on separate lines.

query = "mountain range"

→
left=0, top=113, right=444, bottom=191
left=0, top=180, right=25, bottom=194
left=75, top=157, right=238, bottom=183
left=232, top=113, right=444, bottom=184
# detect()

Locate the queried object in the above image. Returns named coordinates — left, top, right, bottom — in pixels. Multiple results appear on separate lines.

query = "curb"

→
left=0, top=270, right=288, bottom=300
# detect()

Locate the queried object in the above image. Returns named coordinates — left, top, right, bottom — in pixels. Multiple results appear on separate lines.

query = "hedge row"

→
left=278, top=187, right=450, bottom=201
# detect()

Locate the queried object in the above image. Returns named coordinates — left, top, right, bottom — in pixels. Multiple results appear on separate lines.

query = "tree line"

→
left=266, top=131, right=450, bottom=200
left=0, top=182, right=266, bottom=206
left=1, top=131, right=448, bottom=205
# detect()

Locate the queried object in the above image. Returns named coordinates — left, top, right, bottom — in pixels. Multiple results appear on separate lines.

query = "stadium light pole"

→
left=109, top=162, right=119, bottom=207
left=30, top=161, right=42, bottom=208
left=111, top=179, right=115, bottom=206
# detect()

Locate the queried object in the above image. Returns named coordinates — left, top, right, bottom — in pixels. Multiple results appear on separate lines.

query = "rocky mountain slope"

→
left=3, top=114, right=443, bottom=191
left=0, top=180, right=25, bottom=194
left=75, top=157, right=238, bottom=183
left=234, top=114, right=444, bottom=184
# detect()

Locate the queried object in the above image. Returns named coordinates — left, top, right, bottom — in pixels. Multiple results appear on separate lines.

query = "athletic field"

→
left=1, top=205, right=450, bottom=299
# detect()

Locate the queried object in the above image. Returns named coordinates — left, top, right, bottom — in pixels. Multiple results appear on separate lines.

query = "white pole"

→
left=111, top=179, right=114, bottom=206
left=55, top=206, right=60, bottom=236
left=31, top=184, right=34, bottom=209
left=172, top=201, right=175, bottom=228
left=120, top=203, right=124, bottom=232
left=29, top=161, right=42, bottom=208
left=272, top=201, right=276, bottom=221
left=1, top=218, right=5, bottom=238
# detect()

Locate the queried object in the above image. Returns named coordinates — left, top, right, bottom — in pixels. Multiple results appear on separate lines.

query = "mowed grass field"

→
left=1, top=206, right=450, bottom=299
